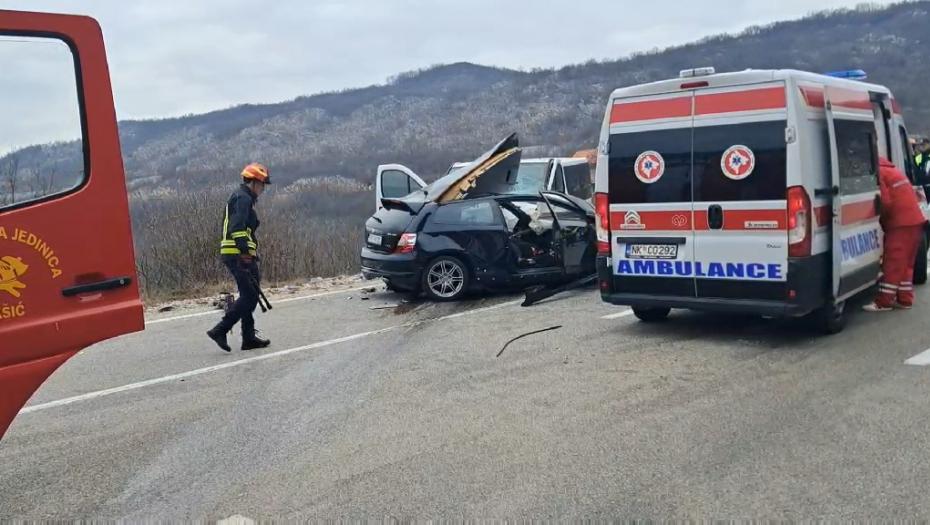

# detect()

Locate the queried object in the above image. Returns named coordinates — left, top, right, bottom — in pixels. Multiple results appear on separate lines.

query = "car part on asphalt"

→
left=496, top=325, right=562, bottom=357
left=521, top=272, right=598, bottom=307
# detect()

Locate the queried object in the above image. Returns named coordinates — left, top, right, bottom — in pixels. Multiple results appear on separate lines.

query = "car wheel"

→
left=913, top=232, right=928, bottom=286
left=809, top=299, right=846, bottom=335
left=421, top=255, right=470, bottom=301
left=632, top=307, right=670, bottom=322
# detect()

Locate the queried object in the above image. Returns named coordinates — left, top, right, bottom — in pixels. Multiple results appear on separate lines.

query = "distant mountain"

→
left=6, top=1, right=930, bottom=198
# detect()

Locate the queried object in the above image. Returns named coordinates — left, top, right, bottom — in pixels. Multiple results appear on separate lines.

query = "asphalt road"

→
left=3, top=278, right=930, bottom=519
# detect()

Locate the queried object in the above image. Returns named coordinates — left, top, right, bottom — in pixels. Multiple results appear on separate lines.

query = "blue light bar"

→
left=824, top=69, right=867, bottom=80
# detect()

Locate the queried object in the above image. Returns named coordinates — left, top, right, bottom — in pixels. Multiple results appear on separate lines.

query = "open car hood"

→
left=423, top=132, right=522, bottom=202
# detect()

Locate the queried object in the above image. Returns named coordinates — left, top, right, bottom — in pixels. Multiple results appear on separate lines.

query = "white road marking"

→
left=601, top=309, right=633, bottom=319
left=20, top=299, right=523, bottom=415
left=145, top=283, right=377, bottom=325
left=905, top=349, right=930, bottom=366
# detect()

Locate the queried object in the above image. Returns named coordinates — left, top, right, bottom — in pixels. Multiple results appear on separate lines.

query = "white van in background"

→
left=374, top=156, right=593, bottom=212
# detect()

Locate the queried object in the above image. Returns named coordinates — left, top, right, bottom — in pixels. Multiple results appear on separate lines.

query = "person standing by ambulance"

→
left=863, top=149, right=928, bottom=311
left=207, top=163, right=273, bottom=351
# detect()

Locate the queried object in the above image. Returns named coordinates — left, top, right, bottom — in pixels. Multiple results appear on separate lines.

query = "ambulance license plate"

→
left=367, top=233, right=383, bottom=245
left=625, top=243, right=677, bottom=259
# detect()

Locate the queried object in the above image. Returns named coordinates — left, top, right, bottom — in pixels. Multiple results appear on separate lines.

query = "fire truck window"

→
left=0, top=36, right=85, bottom=210
left=833, top=119, right=879, bottom=196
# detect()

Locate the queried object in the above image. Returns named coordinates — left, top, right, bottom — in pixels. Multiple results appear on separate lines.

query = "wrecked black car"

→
left=360, top=133, right=597, bottom=301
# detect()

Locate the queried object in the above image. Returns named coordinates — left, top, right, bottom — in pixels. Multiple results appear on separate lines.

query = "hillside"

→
left=6, top=0, right=930, bottom=202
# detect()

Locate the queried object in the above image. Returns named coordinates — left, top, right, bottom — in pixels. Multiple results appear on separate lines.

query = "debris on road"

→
left=369, top=304, right=399, bottom=310
left=496, top=325, right=562, bottom=357
left=521, top=273, right=597, bottom=306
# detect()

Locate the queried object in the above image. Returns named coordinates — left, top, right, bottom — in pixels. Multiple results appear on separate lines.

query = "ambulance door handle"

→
left=707, top=204, right=724, bottom=230
left=814, top=185, right=839, bottom=197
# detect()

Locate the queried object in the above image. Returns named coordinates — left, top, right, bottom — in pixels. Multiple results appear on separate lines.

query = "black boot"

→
left=241, top=330, right=270, bottom=350
left=207, top=326, right=232, bottom=352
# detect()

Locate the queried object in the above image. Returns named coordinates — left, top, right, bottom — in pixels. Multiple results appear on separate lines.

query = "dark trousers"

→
left=215, top=256, right=260, bottom=336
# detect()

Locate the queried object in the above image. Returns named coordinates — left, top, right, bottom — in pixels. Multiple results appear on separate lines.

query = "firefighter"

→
left=916, top=137, right=930, bottom=177
left=207, top=163, right=273, bottom=351
left=863, top=147, right=928, bottom=311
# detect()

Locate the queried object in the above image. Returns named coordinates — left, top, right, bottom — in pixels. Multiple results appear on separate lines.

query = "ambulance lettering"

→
left=840, top=228, right=881, bottom=262
left=617, top=260, right=783, bottom=280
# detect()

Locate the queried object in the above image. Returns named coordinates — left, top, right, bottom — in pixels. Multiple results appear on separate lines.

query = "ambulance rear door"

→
left=691, top=81, right=791, bottom=302
left=823, top=87, right=882, bottom=301
left=606, top=90, right=697, bottom=297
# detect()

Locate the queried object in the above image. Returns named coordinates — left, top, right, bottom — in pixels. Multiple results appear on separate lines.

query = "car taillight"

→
left=394, top=233, right=417, bottom=253
left=595, top=192, right=610, bottom=254
left=787, top=185, right=811, bottom=258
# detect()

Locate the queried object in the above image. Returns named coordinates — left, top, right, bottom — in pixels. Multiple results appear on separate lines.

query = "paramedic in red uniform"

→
left=864, top=152, right=928, bottom=311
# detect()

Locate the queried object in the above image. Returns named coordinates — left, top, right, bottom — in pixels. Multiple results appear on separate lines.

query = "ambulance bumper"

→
left=596, top=254, right=827, bottom=318
left=599, top=293, right=805, bottom=317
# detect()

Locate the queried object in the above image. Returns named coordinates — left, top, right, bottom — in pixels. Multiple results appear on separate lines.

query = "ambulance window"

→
left=899, top=126, right=918, bottom=182
left=692, top=120, right=787, bottom=202
left=607, top=128, right=692, bottom=204
left=833, top=119, right=878, bottom=195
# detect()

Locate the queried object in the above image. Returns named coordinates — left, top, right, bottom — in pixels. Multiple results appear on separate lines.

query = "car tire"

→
left=632, top=307, right=671, bottom=322
left=809, top=299, right=846, bottom=335
left=913, top=231, right=928, bottom=286
left=421, top=255, right=470, bottom=302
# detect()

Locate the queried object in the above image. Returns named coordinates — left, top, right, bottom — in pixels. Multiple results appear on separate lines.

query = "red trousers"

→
left=875, top=224, right=923, bottom=308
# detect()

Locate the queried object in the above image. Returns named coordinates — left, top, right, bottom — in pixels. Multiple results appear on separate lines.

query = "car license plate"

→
left=625, top=243, right=677, bottom=259
left=367, top=233, right=382, bottom=245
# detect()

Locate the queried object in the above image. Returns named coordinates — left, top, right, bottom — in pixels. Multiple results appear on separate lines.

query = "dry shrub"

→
left=132, top=181, right=366, bottom=303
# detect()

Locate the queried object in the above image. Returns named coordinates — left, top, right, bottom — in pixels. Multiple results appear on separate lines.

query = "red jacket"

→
left=878, top=157, right=927, bottom=229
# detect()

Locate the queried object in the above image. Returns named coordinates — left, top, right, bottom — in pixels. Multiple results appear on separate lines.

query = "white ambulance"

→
left=593, top=67, right=930, bottom=334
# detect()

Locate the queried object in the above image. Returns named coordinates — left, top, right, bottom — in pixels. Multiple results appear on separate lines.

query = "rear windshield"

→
left=370, top=205, right=419, bottom=232
left=693, top=120, right=787, bottom=202
left=607, top=127, right=692, bottom=204
left=607, top=120, right=787, bottom=203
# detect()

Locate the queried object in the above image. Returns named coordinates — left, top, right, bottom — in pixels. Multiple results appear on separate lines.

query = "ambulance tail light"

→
left=595, top=192, right=610, bottom=254
left=787, top=185, right=812, bottom=257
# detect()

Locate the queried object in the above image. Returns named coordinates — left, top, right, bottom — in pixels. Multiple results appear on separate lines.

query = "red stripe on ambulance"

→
left=800, top=86, right=872, bottom=112
left=694, top=86, right=786, bottom=115
left=609, top=97, right=691, bottom=123
left=609, top=209, right=787, bottom=231
left=608, top=210, right=692, bottom=230
left=812, top=200, right=879, bottom=228
left=693, top=209, right=787, bottom=230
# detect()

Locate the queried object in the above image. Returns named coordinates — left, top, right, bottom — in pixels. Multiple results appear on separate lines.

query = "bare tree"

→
left=0, top=152, right=19, bottom=206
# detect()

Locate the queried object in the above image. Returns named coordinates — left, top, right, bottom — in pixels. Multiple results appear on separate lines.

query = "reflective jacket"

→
left=220, top=183, right=260, bottom=257
left=878, top=157, right=926, bottom=229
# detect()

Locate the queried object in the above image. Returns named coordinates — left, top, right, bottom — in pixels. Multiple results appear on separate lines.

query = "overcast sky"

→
left=0, top=0, right=894, bottom=154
